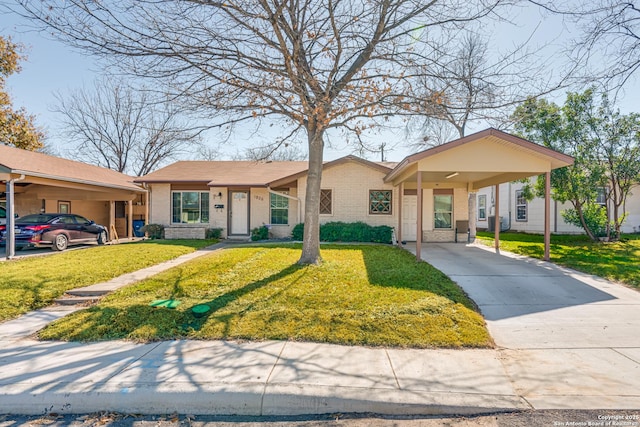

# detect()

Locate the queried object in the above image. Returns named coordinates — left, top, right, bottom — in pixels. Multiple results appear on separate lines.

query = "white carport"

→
left=384, top=128, right=574, bottom=261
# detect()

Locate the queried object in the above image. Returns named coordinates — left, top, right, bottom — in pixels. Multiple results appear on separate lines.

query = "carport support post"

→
left=397, top=182, right=403, bottom=247
left=5, top=179, right=15, bottom=259
left=109, top=201, right=115, bottom=242
left=544, top=171, right=551, bottom=261
left=416, top=171, right=423, bottom=261
left=128, top=200, right=133, bottom=238
left=494, top=184, right=500, bottom=250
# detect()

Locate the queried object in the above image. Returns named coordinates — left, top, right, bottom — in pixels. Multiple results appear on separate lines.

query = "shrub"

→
left=292, top=222, right=393, bottom=244
left=251, top=225, right=269, bottom=241
left=141, top=223, right=165, bottom=239
left=206, top=228, right=223, bottom=239
left=562, top=203, right=610, bottom=239
left=292, top=223, right=304, bottom=240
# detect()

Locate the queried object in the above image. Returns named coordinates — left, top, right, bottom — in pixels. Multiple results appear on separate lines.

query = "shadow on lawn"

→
left=182, top=263, right=304, bottom=332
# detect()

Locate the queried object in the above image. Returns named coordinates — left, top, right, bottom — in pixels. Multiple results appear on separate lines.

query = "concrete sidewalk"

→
left=0, top=339, right=528, bottom=416
left=0, top=242, right=638, bottom=415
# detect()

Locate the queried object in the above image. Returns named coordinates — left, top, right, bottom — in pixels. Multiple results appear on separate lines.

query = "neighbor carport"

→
left=1, top=145, right=147, bottom=259
left=384, top=128, right=574, bottom=261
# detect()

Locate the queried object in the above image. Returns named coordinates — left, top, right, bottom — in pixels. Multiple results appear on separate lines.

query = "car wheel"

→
left=53, top=234, right=68, bottom=251
left=97, top=230, right=107, bottom=245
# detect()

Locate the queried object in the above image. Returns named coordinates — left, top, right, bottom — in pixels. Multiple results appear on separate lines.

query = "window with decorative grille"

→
left=369, top=190, right=392, bottom=214
left=320, top=189, right=332, bottom=215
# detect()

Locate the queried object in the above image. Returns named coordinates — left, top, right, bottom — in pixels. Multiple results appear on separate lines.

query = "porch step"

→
left=53, top=295, right=102, bottom=306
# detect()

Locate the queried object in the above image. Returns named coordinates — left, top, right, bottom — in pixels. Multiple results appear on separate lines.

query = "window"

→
left=516, top=190, right=527, bottom=222
left=172, top=191, right=209, bottom=223
left=434, top=194, right=453, bottom=229
left=270, top=192, right=289, bottom=225
left=58, top=201, right=70, bottom=214
left=478, top=195, right=486, bottom=220
left=320, top=189, right=332, bottom=215
left=369, top=190, right=392, bottom=214
left=596, top=187, right=607, bottom=207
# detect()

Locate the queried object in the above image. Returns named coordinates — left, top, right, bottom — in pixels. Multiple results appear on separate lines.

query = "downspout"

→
left=268, top=188, right=302, bottom=225
left=5, top=174, right=25, bottom=260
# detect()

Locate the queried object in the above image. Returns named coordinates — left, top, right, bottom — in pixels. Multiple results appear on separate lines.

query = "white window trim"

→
left=270, top=191, right=290, bottom=225
left=434, top=194, right=453, bottom=230
left=171, top=191, right=210, bottom=225
left=515, top=190, right=527, bottom=222
left=478, top=194, right=487, bottom=221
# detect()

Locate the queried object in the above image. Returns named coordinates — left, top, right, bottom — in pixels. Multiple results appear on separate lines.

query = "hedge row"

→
left=292, top=221, right=393, bottom=244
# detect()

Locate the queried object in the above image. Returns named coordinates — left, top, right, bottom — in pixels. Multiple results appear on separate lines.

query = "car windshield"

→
left=16, top=214, right=59, bottom=224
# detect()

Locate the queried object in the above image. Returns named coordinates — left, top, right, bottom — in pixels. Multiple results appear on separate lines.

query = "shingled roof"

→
left=0, top=144, right=143, bottom=192
left=135, top=156, right=397, bottom=187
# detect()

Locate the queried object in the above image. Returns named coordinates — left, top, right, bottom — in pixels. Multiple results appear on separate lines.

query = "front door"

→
left=402, top=195, right=417, bottom=241
left=230, top=191, right=249, bottom=235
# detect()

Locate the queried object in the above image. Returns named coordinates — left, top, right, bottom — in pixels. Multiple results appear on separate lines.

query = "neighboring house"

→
left=476, top=180, right=640, bottom=234
left=136, top=129, right=574, bottom=249
left=0, top=144, right=147, bottom=240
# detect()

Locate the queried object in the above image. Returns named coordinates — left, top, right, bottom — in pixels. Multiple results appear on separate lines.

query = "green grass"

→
left=476, top=231, right=640, bottom=288
left=0, top=239, right=216, bottom=322
left=38, top=244, right=491, bottom=348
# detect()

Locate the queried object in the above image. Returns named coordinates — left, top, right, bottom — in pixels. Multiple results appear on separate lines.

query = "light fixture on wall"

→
left=216, top=191, right=223, bottom=199
left=445, top=172, right=459, bottom=179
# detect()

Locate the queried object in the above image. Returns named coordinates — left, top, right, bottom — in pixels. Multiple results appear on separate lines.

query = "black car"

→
left=0, top=213, right=108, bottom=251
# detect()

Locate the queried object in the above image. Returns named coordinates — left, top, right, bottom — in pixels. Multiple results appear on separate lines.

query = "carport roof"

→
left=0, top=144, right=144, bottom=192
left=384, top=128, right=574, bottom=189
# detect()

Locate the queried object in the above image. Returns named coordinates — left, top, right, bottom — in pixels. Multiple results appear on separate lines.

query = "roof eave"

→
left=9, top=169, right=145, bottom=192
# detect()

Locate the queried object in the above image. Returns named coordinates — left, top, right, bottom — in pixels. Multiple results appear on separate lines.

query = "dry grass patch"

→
left=39, top=244, right=491, bottom=348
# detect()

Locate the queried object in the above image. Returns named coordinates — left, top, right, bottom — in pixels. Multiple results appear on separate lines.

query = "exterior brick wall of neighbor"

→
left=165, top=226, right=206, bottom=239
left=15, top=197, right=45, bottom=217
left=150, top=183, right=171, bottom=225
left=298, top=162, right=397, bottom=229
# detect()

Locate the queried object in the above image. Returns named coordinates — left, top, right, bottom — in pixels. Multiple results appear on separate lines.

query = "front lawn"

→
left=39, top=244, right=491, bottom=348
left=0, top=239, right=216, bottom=322
left=476, top=231, right=640, bottom=289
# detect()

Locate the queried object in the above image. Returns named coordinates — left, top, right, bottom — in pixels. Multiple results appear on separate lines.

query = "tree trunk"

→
left=612, top=184, right=621, bottom=241
left=575, top=201, right=599, bottom=242
left=298, top=128, right=325, bottom=265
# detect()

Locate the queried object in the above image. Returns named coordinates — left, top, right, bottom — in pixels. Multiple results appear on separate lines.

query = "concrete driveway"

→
left=408, top=242, right=640, bottom=349
left=407, top=242, right=640, bottom=409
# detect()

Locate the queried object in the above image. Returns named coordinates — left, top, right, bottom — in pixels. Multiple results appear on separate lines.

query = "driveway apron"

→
left=406, top=242, right=640, bottom=409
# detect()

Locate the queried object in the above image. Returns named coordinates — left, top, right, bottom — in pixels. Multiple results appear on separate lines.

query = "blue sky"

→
left=3, top=5, right=640, bottom=164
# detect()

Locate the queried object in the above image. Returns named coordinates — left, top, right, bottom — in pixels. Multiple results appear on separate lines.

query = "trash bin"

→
left=133, top=220, right=145, bottom=237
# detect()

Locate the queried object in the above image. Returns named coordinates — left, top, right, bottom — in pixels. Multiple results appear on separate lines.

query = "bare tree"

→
left=410, top=31, right=557, bottom=149
left=239, top=143, right=307, bottom=161
left=16, top=0, right=512, bottom=264
left=55, top=79, right=201, bottom=176
left=530, top=1, right=640, bottom=89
